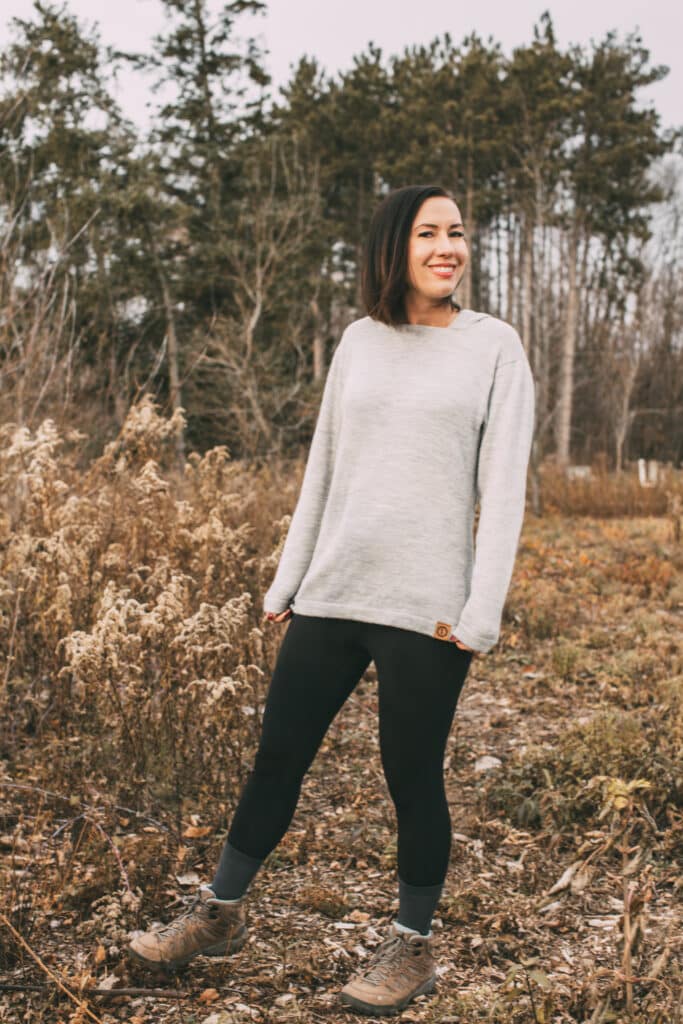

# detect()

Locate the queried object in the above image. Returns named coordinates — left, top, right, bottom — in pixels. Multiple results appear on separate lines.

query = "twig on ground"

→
left=0, top=982, right=188, bottom=999
left=0, top=780, right=178, bottom=837
left=0, top=983, right=45, bottom=992
left=51, top=815, right=134, bottom=895
left=90, top=986, right=189, bottom=999
left=0, top=912, right=104, bottom=1024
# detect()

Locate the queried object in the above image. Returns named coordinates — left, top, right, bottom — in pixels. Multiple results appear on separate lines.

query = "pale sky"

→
left=0, top=0, right=680, bottom=132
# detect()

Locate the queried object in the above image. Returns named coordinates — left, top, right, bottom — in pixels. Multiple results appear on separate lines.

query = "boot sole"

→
left=340, top=975, right=436, bottom=1016
left=127, top=927, right=247, bottom=973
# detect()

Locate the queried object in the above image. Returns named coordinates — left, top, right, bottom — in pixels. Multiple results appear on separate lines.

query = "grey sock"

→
left=211, top=840, right=263, bottom=900
left=397, top=877, right=443, bottom=936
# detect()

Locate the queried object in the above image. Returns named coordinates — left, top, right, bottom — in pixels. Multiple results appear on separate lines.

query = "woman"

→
left=127, top=184, right=536, bottom=1016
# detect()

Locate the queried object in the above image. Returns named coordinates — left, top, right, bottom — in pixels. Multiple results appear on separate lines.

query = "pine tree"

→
left=557, top=29, right=670, bottom=463
left=0, top=0, right=137, bottom=428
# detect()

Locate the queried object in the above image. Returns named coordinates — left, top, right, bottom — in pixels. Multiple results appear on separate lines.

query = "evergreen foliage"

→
left=0, top=3, right=679, bottom=465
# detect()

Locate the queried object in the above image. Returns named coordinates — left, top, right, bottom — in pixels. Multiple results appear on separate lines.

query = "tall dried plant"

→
left=0, top=397, right=283, bottom=809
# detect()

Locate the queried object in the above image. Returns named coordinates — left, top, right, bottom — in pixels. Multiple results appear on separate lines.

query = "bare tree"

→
left=194, top=138, right=323, bottom=456
left=0, top=173, right=97, bottom=426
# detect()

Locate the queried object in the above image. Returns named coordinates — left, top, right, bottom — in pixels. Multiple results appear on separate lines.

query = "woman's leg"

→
left=212, top=613, right=372, bottom=897
left=128, top=614, right=371, bottom=971
left=339, top=629, right=471, bottom=1014
left=371, top=626, right=473, bottom=933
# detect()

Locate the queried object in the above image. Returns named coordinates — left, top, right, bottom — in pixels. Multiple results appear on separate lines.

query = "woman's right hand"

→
left=264, top=609, right=293, bottom=623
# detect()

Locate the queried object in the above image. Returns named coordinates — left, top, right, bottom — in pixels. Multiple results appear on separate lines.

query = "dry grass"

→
left=0, top=401, right=682, bottom=1023
left=538, top=461, right=682, bottom=519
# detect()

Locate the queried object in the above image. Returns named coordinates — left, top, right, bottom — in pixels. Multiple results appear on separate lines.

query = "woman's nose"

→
left=436, top=236, right=457, bottom=257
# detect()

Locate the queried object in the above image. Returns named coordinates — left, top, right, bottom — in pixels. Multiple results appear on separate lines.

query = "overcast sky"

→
left=0, top=0, right=680, bottom=132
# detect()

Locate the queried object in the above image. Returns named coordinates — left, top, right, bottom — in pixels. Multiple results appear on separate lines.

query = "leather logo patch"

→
left=433, top=621, right=451, bottom=641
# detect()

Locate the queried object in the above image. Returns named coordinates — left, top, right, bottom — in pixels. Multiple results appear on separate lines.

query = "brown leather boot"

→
left=340, top=923, right=437, bottom=1015
left=127, top=885, right=247, bottom=971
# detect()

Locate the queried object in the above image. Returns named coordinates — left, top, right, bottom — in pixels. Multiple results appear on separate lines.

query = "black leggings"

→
left=228, top=613, right=473, bottom=887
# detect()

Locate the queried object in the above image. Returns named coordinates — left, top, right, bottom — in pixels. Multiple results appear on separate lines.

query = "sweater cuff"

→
left=262, top=588, right=294, bottom=615
left=451, top=620, right=496, bottom=654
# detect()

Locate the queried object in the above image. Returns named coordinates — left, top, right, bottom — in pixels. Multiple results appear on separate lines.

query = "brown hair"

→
left=361, top=184, right=460, bottom=326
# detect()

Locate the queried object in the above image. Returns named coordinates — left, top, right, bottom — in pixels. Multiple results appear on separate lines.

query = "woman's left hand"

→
left=449, top=634, right=476, bottom=653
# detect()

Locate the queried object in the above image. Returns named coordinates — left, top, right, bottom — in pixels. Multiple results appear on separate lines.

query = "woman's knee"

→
left=383, top=761, right=446, bottom=809
left=251, top=744, right=309, bottom=784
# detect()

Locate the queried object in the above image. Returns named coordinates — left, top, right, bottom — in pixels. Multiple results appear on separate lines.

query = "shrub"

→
left=0, top=399, right=283, bottom=806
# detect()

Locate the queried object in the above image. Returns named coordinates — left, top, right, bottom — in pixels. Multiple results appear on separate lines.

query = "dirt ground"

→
left=1, top=515, right=682, bottom=1023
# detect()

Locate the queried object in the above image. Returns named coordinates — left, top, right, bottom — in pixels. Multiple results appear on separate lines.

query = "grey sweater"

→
left=263, top=309, right=535, bottom=653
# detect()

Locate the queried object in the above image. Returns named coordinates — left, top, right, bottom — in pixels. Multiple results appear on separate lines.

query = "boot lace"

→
left=357, top=933, right=426, bottom=990
left=155, top=896, right=215, bottom=937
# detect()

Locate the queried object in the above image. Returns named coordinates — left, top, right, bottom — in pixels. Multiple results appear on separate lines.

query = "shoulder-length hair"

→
left=361, top=184, right=459, bottom=326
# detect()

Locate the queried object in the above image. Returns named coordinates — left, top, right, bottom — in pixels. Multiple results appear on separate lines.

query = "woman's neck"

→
left=404, top=295, right=460, bottom=328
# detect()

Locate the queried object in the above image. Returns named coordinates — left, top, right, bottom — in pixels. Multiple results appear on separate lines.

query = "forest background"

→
left=1, top=0, right=682, bottom=471
left=1, top=3, right=682, bottom=1024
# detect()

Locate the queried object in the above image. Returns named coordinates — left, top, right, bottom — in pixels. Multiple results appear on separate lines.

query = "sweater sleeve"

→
left=453, top=354, right=535, bottom=653
left=262, top=335, right=348, bottom=614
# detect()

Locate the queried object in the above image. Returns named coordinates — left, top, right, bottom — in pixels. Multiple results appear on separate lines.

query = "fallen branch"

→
left=0, top=912, right=103, bottom=1024
left=90, top=986, right=189, bottom=999
left=50, top=814, right=134, bottom=895
left=0, top=981, right=189, bottom=999
left=0, top=780, right=179, bottom=838
left=0, top=983, right=44, bottom=992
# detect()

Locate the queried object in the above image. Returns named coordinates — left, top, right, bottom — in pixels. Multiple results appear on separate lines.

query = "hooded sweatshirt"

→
left=263, top=308, right=535, bottom=653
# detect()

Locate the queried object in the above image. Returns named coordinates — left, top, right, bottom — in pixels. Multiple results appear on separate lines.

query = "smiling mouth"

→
left=429, top=265, right=457, bottom=277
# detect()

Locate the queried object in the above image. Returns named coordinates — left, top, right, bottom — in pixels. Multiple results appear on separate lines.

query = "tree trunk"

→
left=146, top=227, right=186, bottom=470
left=506, top=213, right=516, bottom=324
left=310, top=294, right=324, bottom=383
left=192, top=0, right=221, bottom=222
left=520, top=207, right=533, bottom=357
left=462, top=150, right=474, bottom=309
left=615, top=398, right=636, bottom=473
left=355, top=167, right=366, bottom=311
left=613, top=321, right=640, bottom=472
left=556, top=218, right=579, bottom=465
left=535, top=221, right=551, bottom=457
left=157, top=267, right=186, bottom=470
left=495, top=215, right=503, bottom=317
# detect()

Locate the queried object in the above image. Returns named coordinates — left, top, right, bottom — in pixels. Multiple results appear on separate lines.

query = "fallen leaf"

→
left=175, top=871, right=200, bottom=886
left=547, top=860, right=583, bottom=895
left=539, top=900, right=564, bottom=915
left=183, top=825, right=212, bottom=839
left=570, top=864, right=594, bottom=894
left=95, top=974, right=122, bottom=991
left=199, top=987, right=220, bottom=1004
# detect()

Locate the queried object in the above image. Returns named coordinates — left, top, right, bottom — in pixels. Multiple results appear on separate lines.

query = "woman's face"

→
left=406, top=196, right=468, bottom=304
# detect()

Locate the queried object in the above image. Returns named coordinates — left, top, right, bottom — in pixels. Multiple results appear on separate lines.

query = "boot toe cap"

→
left=128, top=932, right=168, bottom=965
left=340, top=978, right=395, bottom=1007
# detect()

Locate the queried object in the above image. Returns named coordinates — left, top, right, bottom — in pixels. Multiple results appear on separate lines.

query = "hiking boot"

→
left=340, top=922, right=436, bottom=1015
left=127, top=885, right=247, bottom=971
